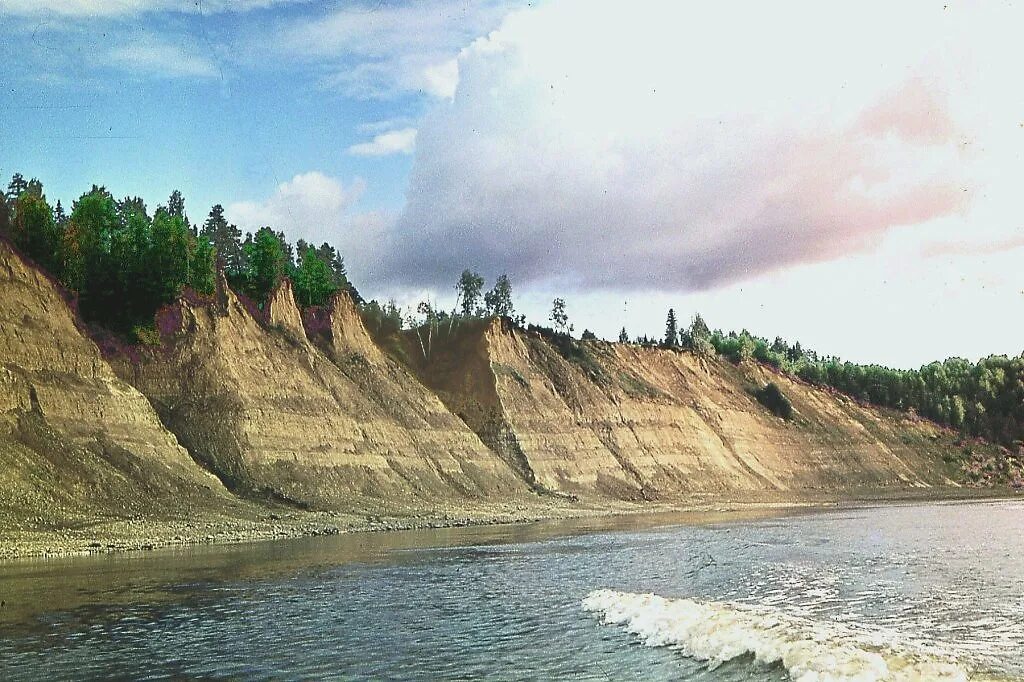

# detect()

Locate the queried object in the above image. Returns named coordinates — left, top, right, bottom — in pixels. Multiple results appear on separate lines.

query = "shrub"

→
left=755, top=382, right=793, bottom=420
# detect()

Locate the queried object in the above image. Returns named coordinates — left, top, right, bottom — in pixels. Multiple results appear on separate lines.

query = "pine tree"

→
left=200, top=205, right=243, bottom=274
left=664, top=308, right=679, bottom=347
left=619, top=327, right=629, bottom=343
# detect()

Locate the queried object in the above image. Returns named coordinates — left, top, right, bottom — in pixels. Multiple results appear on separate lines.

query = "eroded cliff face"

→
left=0, top=242, right=229, bottom=526
left=410, top=320, right=961, bottom=499
left=114, top=278, right=527, bottom=511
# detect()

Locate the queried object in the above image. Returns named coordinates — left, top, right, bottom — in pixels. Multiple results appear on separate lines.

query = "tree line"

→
left=642, top=307, right=1023, bottom=448
left=2, top=173, right=1020, bottom=449
left=0, top=174, right=358, bottom=339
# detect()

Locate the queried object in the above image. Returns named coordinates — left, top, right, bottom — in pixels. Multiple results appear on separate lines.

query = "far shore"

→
left=0, top=486, right=1016, bottom=563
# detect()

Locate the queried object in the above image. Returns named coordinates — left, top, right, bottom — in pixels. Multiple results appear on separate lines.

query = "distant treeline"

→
left=633, top=309, right=1024, bottom=448
left=1, top=172, right=1021, bottom=448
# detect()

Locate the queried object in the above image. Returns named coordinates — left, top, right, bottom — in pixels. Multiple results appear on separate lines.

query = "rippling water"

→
left=1, top=500, right=1022, bottom=680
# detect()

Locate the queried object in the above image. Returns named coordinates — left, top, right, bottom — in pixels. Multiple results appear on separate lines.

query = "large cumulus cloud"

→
left=384, top=0, right=968, bottom=292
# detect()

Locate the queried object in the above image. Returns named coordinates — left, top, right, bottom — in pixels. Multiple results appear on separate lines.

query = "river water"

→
left=1, top=500, right=1022, bottom=681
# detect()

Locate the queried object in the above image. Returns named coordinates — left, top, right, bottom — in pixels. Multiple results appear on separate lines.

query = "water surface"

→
left=1, top=500, right=1021, bottom=680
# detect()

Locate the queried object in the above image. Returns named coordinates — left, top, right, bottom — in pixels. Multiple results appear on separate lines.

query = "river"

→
left=1, top=500, right=1022, bottom=680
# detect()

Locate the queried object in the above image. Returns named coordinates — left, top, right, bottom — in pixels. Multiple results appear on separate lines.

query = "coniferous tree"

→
left=664, top=308, right=679, bottom=347
left=243, top=226, right=286, bottom=304
left=6, top=173, right=28, bottom=202
left=200, top=204, right=243, bottom=273
left=619, top=327, right=629, bottom=343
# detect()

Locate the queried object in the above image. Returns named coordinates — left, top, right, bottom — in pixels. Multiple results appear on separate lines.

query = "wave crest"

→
left=582, top=589, right=984, bottom=681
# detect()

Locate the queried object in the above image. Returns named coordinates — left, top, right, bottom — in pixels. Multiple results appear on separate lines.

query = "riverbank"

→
left=1, top=485, right=1013, bottom=562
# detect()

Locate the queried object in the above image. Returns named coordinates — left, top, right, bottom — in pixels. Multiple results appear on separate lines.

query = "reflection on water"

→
left=1, top=501, right=1022, bottom=681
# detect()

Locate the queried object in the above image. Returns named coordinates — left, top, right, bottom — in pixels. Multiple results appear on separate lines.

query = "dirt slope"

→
left=0, top=241, right=231, bottom=528
left=408, top=320, right=962, bottom=499
left=113, top=277, right=528, bottom=511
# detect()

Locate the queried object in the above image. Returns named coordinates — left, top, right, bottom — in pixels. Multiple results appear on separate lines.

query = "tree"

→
left=189, top=232, right=217, bottom=295
left=581, top=329, right=597, bottom=340
left=550, top=297, right=568, bottom=334
left=200, top=204, right=243, bottom=273
left=149, top=207, right=192, bottom=306
left=292, top=247, right=337, bottom=307
left=166, top=189, right=188, bottom=230
left=314, top=242, right=361, bottom=303
left=484, top=273, right=514, bottom=318
left=6, top=173, right=28, bottom=202
left=688, top=313, right=715, bottom=358
left=11, top=191, right=61, bottom=275
left=619, top=327, right=629, bottom=343
left=456, top=269, right=484, bottom=317
left=244, top=226, right=286, bottom=304
left=664, top=308, right=679, bottom=347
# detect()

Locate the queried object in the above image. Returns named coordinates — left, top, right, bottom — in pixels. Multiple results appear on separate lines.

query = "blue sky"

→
left=2, top=1, right=1023, bottom=368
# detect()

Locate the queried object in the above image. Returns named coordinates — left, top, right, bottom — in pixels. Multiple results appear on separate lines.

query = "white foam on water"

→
left=582, top=589, right=1006, bottom=682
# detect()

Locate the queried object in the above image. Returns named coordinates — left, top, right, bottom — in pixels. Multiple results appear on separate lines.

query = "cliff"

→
left=0, top=241, right=231, bottom=528
left=113, top=277, right=528, bottom=511
left=407, top=320, right=962, bottom=499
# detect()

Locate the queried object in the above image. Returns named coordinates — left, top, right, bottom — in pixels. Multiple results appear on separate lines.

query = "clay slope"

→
left=114, top=277, right=527, bottom=511
left=410, top=320, right=961, bottom=499
left=0, top=242, right=230, bottom=527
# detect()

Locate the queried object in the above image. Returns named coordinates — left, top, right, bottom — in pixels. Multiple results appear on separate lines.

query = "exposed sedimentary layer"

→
left=113, top=277, right=528, bottom=510
left=409, top=320, right=958, bottom=499
left=0, top=241, right=230, bottom=526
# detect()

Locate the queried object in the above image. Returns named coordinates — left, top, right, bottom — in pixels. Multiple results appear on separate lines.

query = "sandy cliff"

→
left=0, top=241, right=230, bottom=528
left=408, top=320, right=961, bottom=499
left=113, top=277, right=528, bottom=511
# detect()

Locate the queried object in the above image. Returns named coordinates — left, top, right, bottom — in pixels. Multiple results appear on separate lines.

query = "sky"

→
left=1, top=0, right=1022, bottom=369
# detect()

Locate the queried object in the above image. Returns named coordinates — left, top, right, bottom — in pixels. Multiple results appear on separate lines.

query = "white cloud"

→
left=107, top=36, right=219, bottom=79
left=279, top=0, right=522, bottom=99
left=348, top=128, right=418, bottom=157
left=384, top=0, right=1020, bottom=297
left=224, top=172, right=388, bottom=283
left=0, top=0, right=305, bottom=16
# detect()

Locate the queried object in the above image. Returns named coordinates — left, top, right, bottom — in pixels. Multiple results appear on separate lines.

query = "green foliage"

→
left=456, top=269, right=485, bottom=317
left=549, top=297, right=568, bottom=333
left=293, top=247, right=337, bottom=307
left=361, top=299, right=404, bottom=339
left=232, top=226, right=286, bottom=305
left=581, top=329, right=597, bottom=340
left=618, top=327, right=629, bottom=344
left=484, top=273, right=514, bottom=318
left=4, top=173, right=361, bottom=341
left=200, top=204, right=243, bottom=272
left=664, top=308, right=679, bottom=347
left=11, top=189, right=63, bottom=277
left=755, top=382, right=794, bottom=419
left=687, top=313, right=715, bottom=358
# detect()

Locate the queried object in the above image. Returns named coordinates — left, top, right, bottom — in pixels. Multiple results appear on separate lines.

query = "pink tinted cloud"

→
left=922, top=234, right=1024, bottom=258
left=857, top=78, right=958, bottom=145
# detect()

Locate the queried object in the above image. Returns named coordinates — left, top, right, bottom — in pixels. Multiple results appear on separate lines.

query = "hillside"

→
left=403, top=319, right=970, bottom=499
left=0, top=244, right=1008, bottom=557
left=0, top=241, right=236, bottom=530
left=111, top=275, right=529, bottom=512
